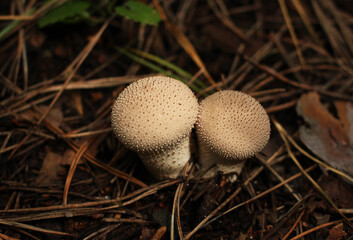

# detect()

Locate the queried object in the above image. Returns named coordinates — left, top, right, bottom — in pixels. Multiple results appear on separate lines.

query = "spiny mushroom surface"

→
left=111, top=76, right=199, bottom=180
left=196, top=90, right=270, bottom=180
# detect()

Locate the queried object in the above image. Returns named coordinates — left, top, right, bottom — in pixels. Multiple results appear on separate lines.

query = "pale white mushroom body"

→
left=111, top=76, right=199, bottom=180
left=196, top=90, right=270, bottom=181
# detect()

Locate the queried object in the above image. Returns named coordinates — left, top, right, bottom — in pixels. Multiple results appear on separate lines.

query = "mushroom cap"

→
left=111, top=76, right=199, bottom=152
left=196, top=90, right=270, bottom=160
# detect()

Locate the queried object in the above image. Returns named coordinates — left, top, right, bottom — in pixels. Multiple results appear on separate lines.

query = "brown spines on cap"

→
left=196, top=90, right=270, bottom=161
left=111, top=76, right=199, bottom=153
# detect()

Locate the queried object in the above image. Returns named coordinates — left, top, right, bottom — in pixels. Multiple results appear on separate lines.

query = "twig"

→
left=290, top=217, right=353, bottom=240
left=0, top=219, right=71, bottom=236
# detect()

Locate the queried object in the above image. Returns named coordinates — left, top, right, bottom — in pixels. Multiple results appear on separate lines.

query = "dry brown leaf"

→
left=54, top=43, right=69, bottom=58
left=29, top=31, right=46, bottom=48
left=61, top=145, right=84, bottom=166
left=140, top=228, right=154, bottom=240
left=335, top=100, right=353, bottom=145
left=327, top=223, right=347, bottom=240
left=60, top=133, right=107, bottom=165
left=319, top=175, right=353, bottom=209
left=313, top=212, right=330, bottom=226
left=296, top=92, right=353, bottom=177
left=34, top=147, right=63, bottom=186
left=91, top=91, right=103, bottom=101
left=70, top=92, right=84, bottom=116
left=20, top=105, right=63, bottom=127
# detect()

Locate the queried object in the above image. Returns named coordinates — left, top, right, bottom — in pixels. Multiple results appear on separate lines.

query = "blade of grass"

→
left=0, top=9, right=35, bottom=41
left=115, top=46, right=204, bottom=94
left=128, top=48, right=207, bottom=89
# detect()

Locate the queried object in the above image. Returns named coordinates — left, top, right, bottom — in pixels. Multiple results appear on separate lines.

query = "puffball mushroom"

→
left=111, top=76, right=199, bottom=180
left=196, top=90, right=270, bottom=180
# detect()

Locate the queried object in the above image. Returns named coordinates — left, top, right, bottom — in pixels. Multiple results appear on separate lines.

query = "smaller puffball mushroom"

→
left=196, top=90, right=270, bottom=180
left=111, top=76, right=199, bottom=180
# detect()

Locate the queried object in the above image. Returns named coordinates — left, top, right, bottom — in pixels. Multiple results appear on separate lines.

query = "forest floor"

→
left=1, top=0, right=353, bottom=239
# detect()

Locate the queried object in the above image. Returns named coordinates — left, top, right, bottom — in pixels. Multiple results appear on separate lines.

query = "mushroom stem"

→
left=197, top=137, right=245, bottom=180
left=139, top=135, right=192, bottom=179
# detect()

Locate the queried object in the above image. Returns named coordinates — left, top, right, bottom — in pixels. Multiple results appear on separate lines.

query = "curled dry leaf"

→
left=296, top=92, right=353, bottom=177
left=319, top=175, right=353, bottom=208
left=327, top=223, right=347, bottom=240
left=70, top=92, right=84, bottom=116
left=20, top=105, right=63, bottom=127
left=60, top=133, right=108, bottom=165
left=35, top=147, right=63, bottom=186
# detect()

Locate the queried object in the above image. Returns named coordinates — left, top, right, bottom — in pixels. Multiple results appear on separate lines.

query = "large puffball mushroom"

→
left=111, top=76, right=199, bottom=180
left=196, top=90, right=270, bottom=180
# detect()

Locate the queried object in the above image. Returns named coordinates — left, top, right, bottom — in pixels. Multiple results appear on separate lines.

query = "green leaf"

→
left=38, top=1, right=91, bottom=28
left=115, top=1, right=161, bottom=25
